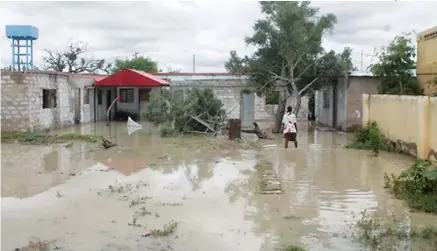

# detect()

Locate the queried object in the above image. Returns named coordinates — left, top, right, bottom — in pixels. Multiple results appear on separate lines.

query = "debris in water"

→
left=142, top=232, right=151, bottom=237
left=101, top=138, right=117, bottom=149
left=151, top=220, right=179, bottom=237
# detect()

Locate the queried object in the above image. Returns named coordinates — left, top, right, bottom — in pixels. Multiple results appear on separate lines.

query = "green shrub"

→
left=142, top=88, right=226, bottom=136
left=346, top=121, right=386, bottom=155
left=384, top=159, right=437, bottom=213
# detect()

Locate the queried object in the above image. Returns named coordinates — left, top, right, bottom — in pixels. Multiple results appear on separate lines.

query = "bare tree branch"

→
left=299, top=76, right=320, bottom=95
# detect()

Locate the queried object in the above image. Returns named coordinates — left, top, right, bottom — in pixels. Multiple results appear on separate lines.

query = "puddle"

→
left=2, top=122, right=436, bottom=251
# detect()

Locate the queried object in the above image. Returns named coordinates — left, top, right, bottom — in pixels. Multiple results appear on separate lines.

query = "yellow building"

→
left=416, top=26, right=437, bottom=96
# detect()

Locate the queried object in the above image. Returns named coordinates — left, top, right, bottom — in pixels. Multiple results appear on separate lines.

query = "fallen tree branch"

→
left=242, top=122, right=273, bottom=139
left=189, top=115, right=216, bottom=133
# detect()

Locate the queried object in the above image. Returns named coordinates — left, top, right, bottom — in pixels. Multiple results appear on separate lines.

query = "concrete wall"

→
left=417, top=26, right=437, bottom=96
left=1, top=71, right=93, bottom=132
left=345, top=77, right=379, bottom=131
left=363, top=94, right=437, bottom=160
left=169, top=79, right=276, bottom=121
left=315, top=75, right=379, bottom=131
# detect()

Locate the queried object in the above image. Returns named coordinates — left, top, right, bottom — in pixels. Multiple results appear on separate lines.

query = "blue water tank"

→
left=5, top=25, right=39, bottom=40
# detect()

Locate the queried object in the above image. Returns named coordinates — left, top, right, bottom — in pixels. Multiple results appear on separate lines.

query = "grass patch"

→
left=352, top=210, right=437, bottom=250
left=346, top=121, right=386, bottom=155
left=151, top=220, right=179, bottom=237
left=284, top=245, right=306, bottom=251
left=56, top=133, right=101, bottom=143
left=384, top=158, right=437, bottom=213
left=1, top=131, right=102, bottom=144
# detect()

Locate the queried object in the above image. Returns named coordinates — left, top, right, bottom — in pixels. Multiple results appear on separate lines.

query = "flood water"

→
left=1, top=122, right=436, bottom=251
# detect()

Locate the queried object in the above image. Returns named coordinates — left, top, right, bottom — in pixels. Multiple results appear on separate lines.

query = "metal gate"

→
left=240, top=92, right=255, bottom=128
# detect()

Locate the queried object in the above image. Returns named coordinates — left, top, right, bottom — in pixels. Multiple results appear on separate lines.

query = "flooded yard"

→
left=2, top=122, right=436, bottom=251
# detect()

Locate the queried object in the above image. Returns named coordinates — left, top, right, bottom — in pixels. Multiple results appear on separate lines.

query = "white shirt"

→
left=282, top=112, right=297, bottom=134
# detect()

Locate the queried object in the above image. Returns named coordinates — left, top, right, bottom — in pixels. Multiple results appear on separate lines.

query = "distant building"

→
left=315, top=72, right=380, bottom=132
left=417, top=26, right=437, bottom=96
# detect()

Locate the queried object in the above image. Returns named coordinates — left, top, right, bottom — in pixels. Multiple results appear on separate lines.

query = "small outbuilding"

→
left=93, top=68, right=169, bottom=121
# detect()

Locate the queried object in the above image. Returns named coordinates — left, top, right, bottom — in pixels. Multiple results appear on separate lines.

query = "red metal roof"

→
left=95, top=68, right=169, bottom=87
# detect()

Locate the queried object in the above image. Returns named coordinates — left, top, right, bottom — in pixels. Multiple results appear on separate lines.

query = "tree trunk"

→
left=293, top=90, right=301, bottom=117
left=228, top=119, right=241, bottom=140
left=272, top=91, right=286, bottom=134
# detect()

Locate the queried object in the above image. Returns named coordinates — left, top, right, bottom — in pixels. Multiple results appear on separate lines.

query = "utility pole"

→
left=361, top=50, right=364, bottom=72
left=192, top=54, right=196, bottom=73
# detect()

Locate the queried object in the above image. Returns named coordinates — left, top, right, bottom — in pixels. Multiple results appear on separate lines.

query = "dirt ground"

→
left=2, top=122, right=436, bottom=251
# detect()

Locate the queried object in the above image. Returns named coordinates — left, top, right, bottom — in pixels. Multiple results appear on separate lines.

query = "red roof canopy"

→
left=95, top=68, right=169, bottom=87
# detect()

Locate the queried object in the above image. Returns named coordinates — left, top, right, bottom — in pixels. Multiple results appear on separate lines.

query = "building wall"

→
left=1, top=71, right=92, bottom=132
left=315, top=87, right=333, bottom=127
left=345, top=77, right=379, bottom=131
left=315, top=75, right=379, bottom=131
left=1, top=72, right=30, bottom=132
left=429, top=97, right=437, bottom=160
left=336, top=77, right=348, bottom=130
left=168, top=79, right=276, bottom=121
left=363, top=94, right=436, bottom=160
left=69, top=77, right=95, bottom=123
left=417, top=26, right=437, bottom=96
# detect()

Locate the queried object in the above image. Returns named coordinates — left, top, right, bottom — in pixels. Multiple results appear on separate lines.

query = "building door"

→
left=332, top=83, right=338, bottom=128
left=138, top=89, right=150, bottom=121
left=240, top=92, right=255, bottom=128
left=75, top=88, right=81, bottom=123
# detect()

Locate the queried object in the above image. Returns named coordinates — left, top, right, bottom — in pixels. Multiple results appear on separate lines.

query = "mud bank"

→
left=255, top=157, right=284, bottom=195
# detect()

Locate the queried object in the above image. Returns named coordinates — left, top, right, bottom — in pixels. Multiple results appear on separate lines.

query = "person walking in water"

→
left=281, top=106, right=298, bottom=148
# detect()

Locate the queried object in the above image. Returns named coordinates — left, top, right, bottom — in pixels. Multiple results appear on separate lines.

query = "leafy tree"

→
left=224, top=50, right=250, bottom=74
left=370, top=35, right=423, bottom=95
left=42, top=40, right=112, bottom=74
left=112, top=52, right=158, bottom=73
left=225, top=2, right=355, bottom=132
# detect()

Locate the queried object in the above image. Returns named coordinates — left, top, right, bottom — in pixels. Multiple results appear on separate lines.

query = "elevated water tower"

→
left=5, top=25, right=39, bottom=71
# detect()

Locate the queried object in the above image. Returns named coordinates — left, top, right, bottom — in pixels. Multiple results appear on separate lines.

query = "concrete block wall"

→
left=169, top=79, right=275, bottom=121
left=1, top=73, right=31, bottom=132
left=1, top=70, right=93, bottom=132
left=28, top=73, right=75, bottom=131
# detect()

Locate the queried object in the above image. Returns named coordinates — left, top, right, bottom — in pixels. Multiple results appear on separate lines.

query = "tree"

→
left=370, top=35, right=423, bottom=95
left=225, top=2, right=355, bottom=132
left=224, top=50, right=250, bottom=74
left=42, top=40, right=112, bottom=74
left=112, top=52, right=158, bottom=73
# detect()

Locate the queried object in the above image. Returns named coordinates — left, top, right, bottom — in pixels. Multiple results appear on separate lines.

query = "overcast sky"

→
left=0, top=1, right=436, bottom=73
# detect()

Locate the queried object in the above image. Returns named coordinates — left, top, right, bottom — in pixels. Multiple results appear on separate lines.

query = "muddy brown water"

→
left=1, top=122, right=436, bottom=251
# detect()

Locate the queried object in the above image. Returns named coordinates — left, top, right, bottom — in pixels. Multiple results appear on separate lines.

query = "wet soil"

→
left=2, top=122, right=437, bottom=251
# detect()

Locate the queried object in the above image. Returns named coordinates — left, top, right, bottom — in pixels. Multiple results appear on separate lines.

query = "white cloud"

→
left=0, top=1, right=436, bottom=72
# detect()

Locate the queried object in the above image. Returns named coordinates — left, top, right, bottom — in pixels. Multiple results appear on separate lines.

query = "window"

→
left=84, top=89, right=90, bottom=105
left=323, top=89, right=330, bottom=108
left=97, top=90, right=103, bottom=105
left=42, top=89, right=57, bottom=109
left=139, top=89, right=150, bottom=102
left=120, top=88, right=134, bottom=103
